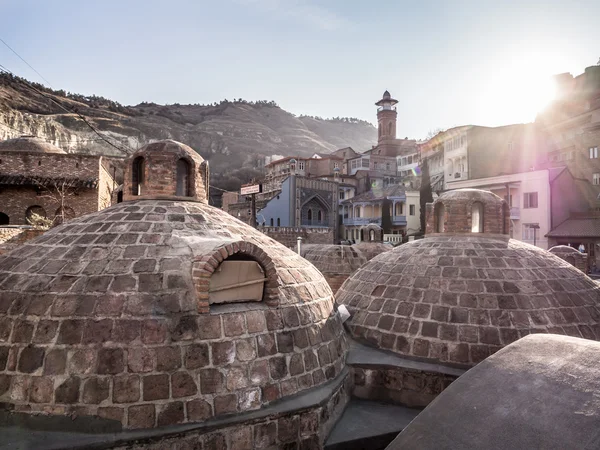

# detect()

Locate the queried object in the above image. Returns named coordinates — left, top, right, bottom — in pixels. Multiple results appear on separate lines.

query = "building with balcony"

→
left=340, top=184, right=408, bottom=242
left=446, top=166, right=595, bottom=250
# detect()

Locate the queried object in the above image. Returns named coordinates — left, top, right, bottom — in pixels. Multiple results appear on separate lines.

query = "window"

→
left=523, top=192, right=538, bottom=209
left=471, top=202, right=484, bottom=233
left=395, top=202, right=404, bottom=215
left=590, top=147, right=598, bottom=159
left=307, top=209, right=312, bottom=221
left=461, top=135, right=466, bottom=147
left=522, top=223, right=539, bottom=241
left=362, top=158, right=370, bottom=168
left=356, top=207, right=361, bottom=218
left=299, top=161, right=305, bottom=170
left=270, top=218, right=273, bottom=226
left=508, top=142, right=514, bottom=151
left=409, top=204, right=416, bottom=216
left=176, top=158, right=191, bottom=196
left=434, top=203, right=445, bottom=232
left=132, top=156, right=145, bottom=195
left=594, top=173, right=600, bottom=185
left=504, top=194, right=513, bottom=207
left=277, top=218, right=281, bottom=226
left=318, top=210, right=322, bottom=221
left=407, top=155, right=413, bottom=164
left=339, top=191, right=345, bottom=200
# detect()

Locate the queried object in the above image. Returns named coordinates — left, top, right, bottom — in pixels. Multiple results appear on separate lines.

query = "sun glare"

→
left=480, top=57, right=558, bottom=125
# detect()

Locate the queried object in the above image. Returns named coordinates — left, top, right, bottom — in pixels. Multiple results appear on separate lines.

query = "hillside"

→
left=0, top=73, right=377, bottom=193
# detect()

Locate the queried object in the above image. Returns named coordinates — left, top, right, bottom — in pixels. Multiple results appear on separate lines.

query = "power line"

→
left=0, top=63, right=132, bottom=154
left=0, top=37, right=52, bottom=87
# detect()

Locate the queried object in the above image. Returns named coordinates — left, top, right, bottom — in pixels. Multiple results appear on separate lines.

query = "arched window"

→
left=270, top=218, right=274, bottom=226
left=388, top=123, right=392, bottom=135
left=307, top=209, right=312, bottom=221
left=434, top=203, right=445, bottom=233
left=395, top=202, right=403, bottom=216
left=471, top=202, right=484, bottom=233
left=360, top=229, right=364, bottom=241
left=318, top=210, right=322, bottom=222
left=176, top=158, right=191, bottom=196
left=356, top=206, right=361, bottom=218
left=26, top=205, right=47, bottom=226
left=132, top=156, right=145, bottom=196
left=208, top=253, right=266, bottom=305
left=369, top=229, right=375, bottom=241
left=277, top=218, right=281, bottom=226
left=0, top=212, right=9, bottom=225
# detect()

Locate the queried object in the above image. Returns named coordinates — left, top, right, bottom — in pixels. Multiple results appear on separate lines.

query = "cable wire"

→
left=0, top=37, right=53, bottom=87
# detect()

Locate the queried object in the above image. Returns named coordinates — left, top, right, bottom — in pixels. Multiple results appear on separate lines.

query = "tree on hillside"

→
left=419, top=158, right=434, bottom=234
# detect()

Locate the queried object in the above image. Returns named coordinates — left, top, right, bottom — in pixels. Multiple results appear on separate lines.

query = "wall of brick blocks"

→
left=0, top=151, right=100, bottom=179
left=0, top=186, right=102, bottom=225
left=352, top=366, right=457, bottom=409
left=111, top=372, right=351, bottom=449
left=260, top=227, right=334, bottom=248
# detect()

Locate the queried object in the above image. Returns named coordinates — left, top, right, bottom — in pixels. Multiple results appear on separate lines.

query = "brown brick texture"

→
left=0, top=199, right=347, bottom=429
left=337, top=234, right=600, bottom=367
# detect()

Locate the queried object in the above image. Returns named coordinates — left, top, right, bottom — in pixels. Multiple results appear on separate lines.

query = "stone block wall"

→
left=112, top=372, right=351, bottom=450
left=0, top=151, right=100, bottom=179
left=352, top=366, right=457, bottom=409
left=0, top=186, right=102, bottom=225
left=260, top=227, right=334, bottom=248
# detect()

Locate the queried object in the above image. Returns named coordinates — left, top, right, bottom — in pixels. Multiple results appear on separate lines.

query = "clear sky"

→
left=1, top=0, right=599, bottom=139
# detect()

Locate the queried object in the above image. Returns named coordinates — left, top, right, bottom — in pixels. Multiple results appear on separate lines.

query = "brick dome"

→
left=0, top=136, right=66, bottom=154
left=337, top=189, right=600, bottom=367
left=301, top=244, right=392, bottom=294
left=0, top=144, right=346, bottom=430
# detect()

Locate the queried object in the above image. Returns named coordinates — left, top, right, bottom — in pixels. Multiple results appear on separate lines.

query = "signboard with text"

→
left=240, top=184, right=262, bottom=195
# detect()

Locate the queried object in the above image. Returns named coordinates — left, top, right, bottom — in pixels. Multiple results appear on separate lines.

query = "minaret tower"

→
left=375, top=90, right=398, bottom=142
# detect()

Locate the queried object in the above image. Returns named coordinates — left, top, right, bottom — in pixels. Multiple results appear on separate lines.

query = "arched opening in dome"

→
left=208, top=253, right=267, bottom=305
left=502, top=202, right=510, bottom=234
left=176, top=158, right=191, bottom=196
left=565, top=255, right=576, bottom=266
left=434, top=202, right=445, bottom=233
left=369, top=229, right=375, bottom=241
left=0, top=212, right=8, bottom=225
left=471, top=202, right=484, bottom=233
left=131, top=156, right=145, bottom=196
left=25, top=205, right=47, bottom=226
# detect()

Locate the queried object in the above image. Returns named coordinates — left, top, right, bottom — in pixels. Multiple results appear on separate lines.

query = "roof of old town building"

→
left=0, top=140, right=347, bottom=430
left=337, top=188, right=600, bottom=367
left=0, top=136, right=66, bottom=154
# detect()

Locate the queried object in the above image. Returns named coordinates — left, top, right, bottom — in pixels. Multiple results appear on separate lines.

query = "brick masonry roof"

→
left=0, top=199, right=347, bottom=429
left=0, top=137, right=66, bottom=154
left=337, top=235, right=600, bottom=367
left=546, top=217, right=600, bottom=238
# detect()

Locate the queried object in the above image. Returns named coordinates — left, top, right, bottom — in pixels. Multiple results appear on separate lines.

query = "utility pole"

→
left=250, top=193, right=256, bottom=228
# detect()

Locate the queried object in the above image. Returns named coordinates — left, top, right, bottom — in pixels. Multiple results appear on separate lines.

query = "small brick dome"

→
left=549, top=245, right=588, bottom=273
left=301, top=243, right=391, bottom=294
left=123, top=140, right=209, bottom=203
left=0, top=143, right=346, bottom=430
left=0, top=136, right=66, bottom=154
left=337, top=189, right=600, bottom=367
left=426, top=188, right=510, bottom=235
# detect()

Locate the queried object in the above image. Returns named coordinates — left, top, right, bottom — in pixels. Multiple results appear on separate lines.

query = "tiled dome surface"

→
left=0, top=200, right=347, bottom=429
left=337, top=235, right=600, bottom=367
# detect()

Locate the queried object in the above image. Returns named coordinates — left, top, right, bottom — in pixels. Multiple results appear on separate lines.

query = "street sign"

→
left=240, top=184, right=262, bottom=195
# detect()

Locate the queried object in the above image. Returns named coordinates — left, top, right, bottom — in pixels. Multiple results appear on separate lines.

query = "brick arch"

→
left=192, top=241, right=279, bottom=313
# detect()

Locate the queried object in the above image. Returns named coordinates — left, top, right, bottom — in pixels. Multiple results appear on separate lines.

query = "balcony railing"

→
left=384, top=234, right=403, bottom=243
left=343, top=217, right=381, bottom=226
left=392, top=215, right=407, bottom=226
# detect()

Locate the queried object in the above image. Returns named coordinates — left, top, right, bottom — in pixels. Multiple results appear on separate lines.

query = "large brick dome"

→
left=0, top=136, right=66, bottom=154
left=0, top=141, right=346, bottom=430
left=337, top=189, right=600, bottom=367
